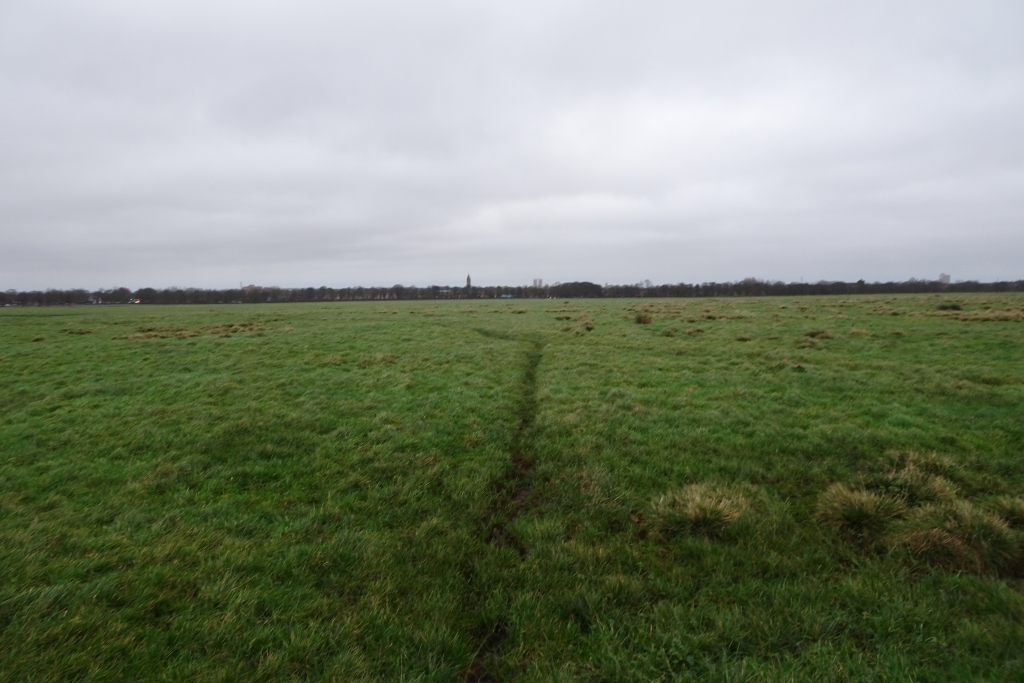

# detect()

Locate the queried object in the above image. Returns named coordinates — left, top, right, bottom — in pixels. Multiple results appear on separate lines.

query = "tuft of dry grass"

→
left=885, top=451, right=957, bottom=479
left=898, top=527, right=976, bottom=571
left=849, top=328, right=870, bottom=336
left=804, top=329, right=834, bottom=339
left=955, top=310, right=1023, bottom=322
left=650, top=484, right=747, bottom=540
left=821, top=449, right=1023, bottom=575
left=635, top=312, right=652, bottom=324
left=896, top=501, right=1019, bottom=573
left=360, top=353, right=399, bottom=367
left=867, top=463, right=958, bottom=507
left=988, top=496, right=1024, bottom=530
left=816, top=484, right=905, bottom=544
left=115, top=320, right=268, bottom=340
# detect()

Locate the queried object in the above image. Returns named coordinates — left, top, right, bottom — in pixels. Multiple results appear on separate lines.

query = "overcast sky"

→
left=2, top=1, right=1022, bottom=290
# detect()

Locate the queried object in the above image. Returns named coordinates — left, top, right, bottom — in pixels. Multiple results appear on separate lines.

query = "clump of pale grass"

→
left=988, top=496, right=1024, bottom=530
left=962, top=310, right=1022, bottom=322
left=867, top=463, right=958, bottom=507
left=885, top=451, right=957, bottom=479
left=650, top=485, right=747, bottom=540
left=897, top=527, right=976, bottom=571
left=359, top=352, right=399, bottom=367
left=816, top=484, right=905, bottom=544
left=819, top=448, right=1023, bottom=574
left=895, top=501, right=1019, bottom=573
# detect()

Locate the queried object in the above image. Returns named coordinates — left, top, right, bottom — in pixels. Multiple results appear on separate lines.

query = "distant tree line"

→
left=3, top=278, right=1022, bottom=306
left=600, top=278, right=1024, bottom=298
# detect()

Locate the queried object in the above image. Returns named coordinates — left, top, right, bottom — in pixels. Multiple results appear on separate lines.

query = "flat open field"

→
left=2, top=294, right=1024, bottom=681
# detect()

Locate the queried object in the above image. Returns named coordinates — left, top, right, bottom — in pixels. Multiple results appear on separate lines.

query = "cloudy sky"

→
left=2, top=0, right=1022, bottom=290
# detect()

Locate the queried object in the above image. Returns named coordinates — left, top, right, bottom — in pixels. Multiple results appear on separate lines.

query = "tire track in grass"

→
left=465, top=330, right=545, bottom=682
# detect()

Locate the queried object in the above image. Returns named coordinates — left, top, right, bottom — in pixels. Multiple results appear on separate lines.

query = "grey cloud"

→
left=1, top=0, right=1022, bottom=289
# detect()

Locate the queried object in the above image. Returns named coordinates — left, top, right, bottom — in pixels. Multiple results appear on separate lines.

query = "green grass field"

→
left=2, top=294, right=1023, bottom=681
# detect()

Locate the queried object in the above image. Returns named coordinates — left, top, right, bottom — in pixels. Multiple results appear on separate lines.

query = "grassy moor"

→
left=2, top=293, right=1024, bottom=681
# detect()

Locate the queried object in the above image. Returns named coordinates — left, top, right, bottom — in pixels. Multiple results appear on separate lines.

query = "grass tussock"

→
left=820, top=452, right=1024, bottom=574
left=114, top=320, right=268, bottom=340
left=205, top=321, right=267, bottom=336
left=896, top=502, right=1018, bottom=573
left=988, top=496, right=1024, bottom=529
left=885, top=451, right=958, bottom=479
left=359, top=352, right=399, bottom=367
left=635, top=312, right=652, bottom=324
left=650, top=484, right=747, bottom=540
left=937, top=309, right=1024, bottom=322
left=849, top=327, right=870, bottom=336
left=816, top=484, right=905, bottom=545
left=866, top=463, right=958, bottom=507
left=120, top=326, right=201, bottom=340
left=964, top=310, right=1023, bottom=322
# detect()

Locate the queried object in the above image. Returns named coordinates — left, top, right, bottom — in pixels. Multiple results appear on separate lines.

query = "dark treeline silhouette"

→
left=602, top=278, right=1024, bottom=298
left=2, top=278, right=1022, bottom=306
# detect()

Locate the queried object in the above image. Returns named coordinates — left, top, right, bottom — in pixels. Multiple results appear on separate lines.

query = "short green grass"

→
left=2, top=293, right=1023, bottom=681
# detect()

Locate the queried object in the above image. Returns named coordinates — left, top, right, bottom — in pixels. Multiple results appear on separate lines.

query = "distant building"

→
left=939, top=273, right=951, bottom=284
left=533, top=278, right=543, bottom=288
left=466, top=274, right=471, bottom=288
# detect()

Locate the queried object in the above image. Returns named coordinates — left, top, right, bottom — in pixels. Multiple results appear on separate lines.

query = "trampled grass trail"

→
left=466, top=332, right=545, bottom=681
